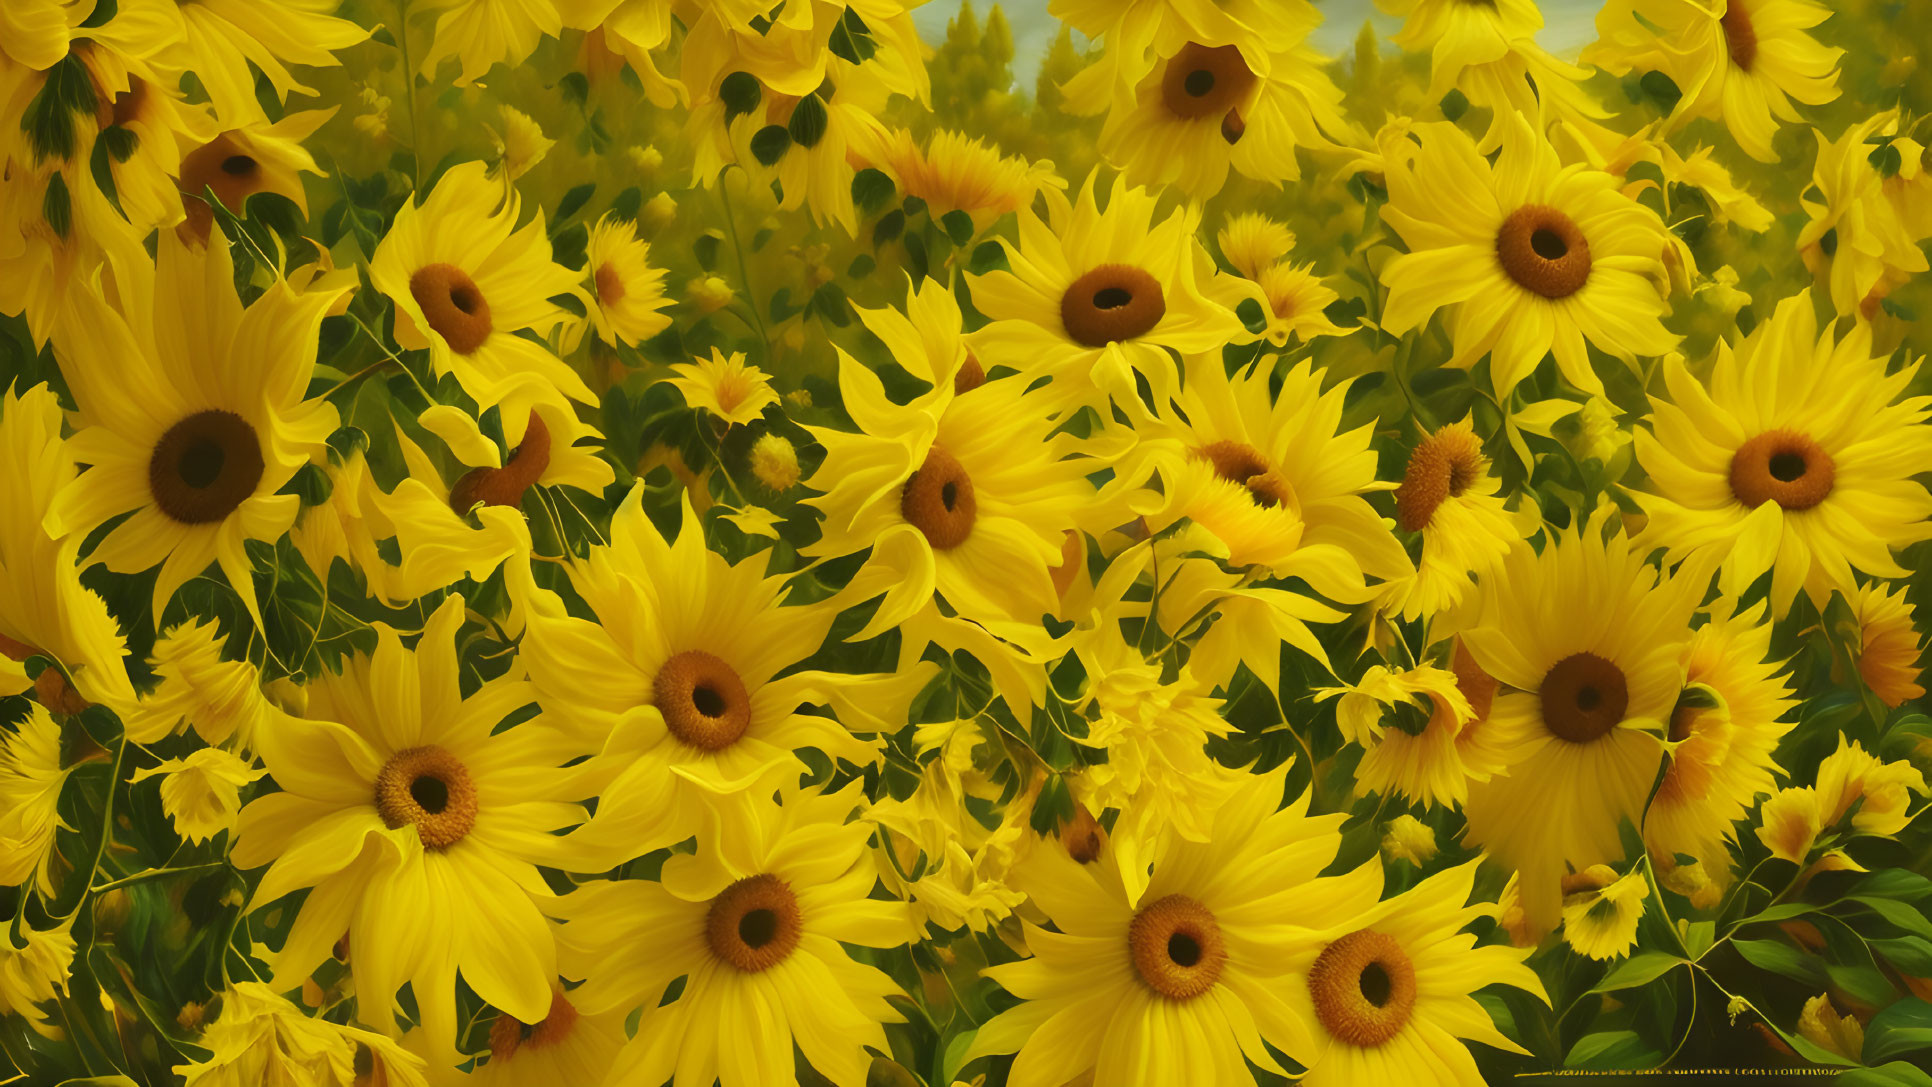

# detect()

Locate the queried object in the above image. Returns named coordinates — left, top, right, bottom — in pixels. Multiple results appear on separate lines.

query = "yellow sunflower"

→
left=1217, top=212, right=1296, bottom=279
left=1757, top=737, right=1928, bottom=864
left=872, top=127, right=1065, bottom=233
left=119, top=618, right=274, bottom=748
left=1853, top=581, right=1925, bottom=709
left=966, top=174, right=1244, bottom=415
left=1798, top=111, right=1930, bottom=320
left=174, top=109, right=334, bottom=243
left=666, top=348, right=779, bottom=426
left=414, top=0, right=561, bottom=87
left=1387, top=418, right=1530, bottom=622
left=1645, top=601, right=1795, bottom=883
left=1281, top=860, right=1545, bottom=1087
left=1632, top=290, right=1932, bottom=616
left=1559, top=865, right=1650, bottom=961
left=231, top=594, right=587, bottom=1059
left=0, top=382, right=130, bottom=708
left=1459, top=512, right=1702, bottom=931
left=582, top=212, right=672, bottom=348
left=1378, top=116, right=1678, bottom=398
left=170, top=0, right=368, bottom=123
left=463, top=985, right=627, bottom=1085
left=368, top=160, right=591, bottom=420
left=0, top=912, right=73, bottom=1024
left=0, top=702, right=73, bottom=896
left=0, top=0, right=91, bottom=69
left=1351, top=640, right=1527, bottom=810
left=1584, top=0, right=1841, bottom=163
left=966, top=765, right=1368, bottom=1086
left=553, top=783, right=915, bottom=1087
left=46, top=227, right=350, bottom=626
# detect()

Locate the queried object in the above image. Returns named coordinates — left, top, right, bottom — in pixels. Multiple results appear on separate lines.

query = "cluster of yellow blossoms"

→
left=2, top=0, right=1931, bottom=1085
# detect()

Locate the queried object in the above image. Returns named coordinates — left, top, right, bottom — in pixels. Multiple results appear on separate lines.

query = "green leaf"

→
left=865, top=1058, right=920, bottom=1087
left=787, top=95, right=828, bottom=149
left=829, top=8, right=878, bottom=65
left=1439, top=88, right=1468, bottom=122
left=42, top=170, right=71, bottom=239
left=1854, top=870, right=1932, bottom=902
left=750, top=124, right=791, bottom=166
left=872, top=208, right=905, bottom=247
left=1742, top=902, right=1821, bottom=926
left=552, top=182, right=595, bottom=225
left=1865, top=999, right=1932, bottom=1064
left=20, top=53, right=97, bottom=162
left=1732, top=937, right=1829, bottom=987
left=941, top=208, right=975, bottom=246
left=720, top=71, right=761, bottom=124
left=1839, top=1062, right=1932, bottom=1087
left=1873, top=936, right=1932, bottom=975
left=1565, top=1029, right=1662, bottom=1070
left=1591, top=951, right=1682, bottom=993
left=852, top=167, right=895, bottom=213
left=1639, top=70, right=1682, bottom=111
left=1851, top=896, right=1932, bottom=940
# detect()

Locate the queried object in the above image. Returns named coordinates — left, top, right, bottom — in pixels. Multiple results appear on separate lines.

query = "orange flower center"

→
left=1721, top=3, right=1758, bottom=71
left=374, top=745, right=478, bottom=850
left=1200, top=440, right=1292, bottom=509
left=1539, top=652, right=1628, bottom=743
left=450, top=411, right=552, bottom=512
left=706, top=874, right=802, bottom=973
left=148, top=410, right=265, bottom=525
left=177, top=133, right=267, bottom=236
left=488, top=988, right=580, bottom=1063
left=1496, top=205, right=1592, bottom=299
left=901, top=446, right=977, bottom=549
left=409, top=262, right=494, bottom=354
left=1729, top=429, right=1833, bottom=511
left=1308, top=928, right=1418, bottom=1047
left=1127, top=894, right=1226, bottom=1000
left=1160, top=43, right=1257, bottom=123
left=1396, top=425, right=1484, bottom=532
left=1060, top=264, right=1166, bottom=348
left=653, top=650, right=752, bottom=751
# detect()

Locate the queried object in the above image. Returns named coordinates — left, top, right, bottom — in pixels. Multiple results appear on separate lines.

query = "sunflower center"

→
left=409, top=262, right=494, bottom=355
left=1200, top=440, right=1292, bottom=510
left=653, top=649, right=752, bottom=752
left=449, top=410, right=552, bottom=512
left=1160, top=43, right=1257, bottom=122
left=1721, top=3, right=1758, bottom=71
left=1451, top=639, right=1498, bottom=723
left=487, top=988, right=580, bottom=1063
left=900, top=445, right=977, bottom=549
left=1060, top=264, right=1167, bottom=347
left=109, top=77, right=149, bottom=127
left=1308, top=929, right=1418, bottom=1048
left=147, top=410, right=265, bottom=525
left=374, top=745, right=477, bottom=850
left=1127, top=894, right=1226, bottom=1000
left=177, top=134, right=268, bottom=216
left=1395, top=425, right=1485, bottom=532
left=1496, top=205, right=1592, bottom=299
left=1729, top=429, right=1834, bottom=511
left=705, top=874, right=802, bottom=973
left=594, top=261, right=626, bottom=307
left=1540, top=652, right=1629, bottom=744
left=953, top=353, right=986, bottom=394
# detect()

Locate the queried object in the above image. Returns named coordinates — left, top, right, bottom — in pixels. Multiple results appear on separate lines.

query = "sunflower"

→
left=1387, top=418, right=1529, bottom=622
left=0, top=912, right=73, bottom=1024
left=362, top=425, right=533, bottom=604
left=175, top=109, right=334, bottom=241
left=552, top=784, right=915, bottom=1087
left=170, top=0, right=368, bottom=123
left=1645, top=601, right=1795, bottom=883
left=1798, top=111, right=1930, bottom=319
left=0, top=0, right=91, bottom=69
left=1355, top=640, right=1529, bottom=812
left=368, top=160, right=592, bottom=420
left=230, top=594, right=588, bottom=1059
left=966, top=765, right=1369, bottom=1087
left=464, top=985, right=628, bottom=1085
left=0, top=702, right=73, bottom=895
left=1051, top=0, right=1314, bottom=115
left=1756, top=737, right=1929, bottom=864
left=120, top=618, right=273, bottom=747
left=1559, top=865, right=1649, bottom=961
left=129, top=747, right=262, bottom=844
left=1459, top=512, right=1702, bottom=932
left=1281, top=860, right=1545, bottom=1087
left=1217, top=212, right=1296, bottom=279
left=1853, top=582, right=1925, bottom=709
left=966, top=174, right=1243, bottom=415
left=1380, top=0, right=1546, bottom=98
left=1631, top=290, right=1932, bottom=616
left=666, top=348, right=779, bottom=426
left=45, top=227, right=350, bottom=627
left=872, top=127, right=1065, bottom=232
left=510, top=490, right=923, bottom=869
left=175, top=981, right=429, bottom=1087
left=1584, top=0, right=1841, bottom=163
left=1378, top=116, right=1678, bottom=398
left=582, top=212, right=672, bottom=348
left=0, top=382, right=131, bottom=708
left=414, top=0, right=561, bottom=86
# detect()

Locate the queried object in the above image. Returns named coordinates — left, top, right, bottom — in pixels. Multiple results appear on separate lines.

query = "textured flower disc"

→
left=374, top=745, right=479, bottom=849
left=900, top=445, right=977, bottom=549
left=1160, top=43, right=1257, bottom=122
left=1729, top=429, right=1834, bottom=511
left=1722, top=4, right=1758, bottom=71
left=1200, top=439, right=1292, bottom=509
left=1495, top=205, right=1593, bottom=299
left=1540, top=652, right=1630, bottom=743
left=409, top=262, right=494, bottom=354
left=1308, top=928, right=1418, bottom=1047
left=1127, top=894, right=1227, bottom=1000
left=148, top=410, right=265, bottom=525
left=1060, top=264, right=1167, bottom=347
left=1396, top=426, right=1485, bottom=532
left=450, top=411, right=553, bottom=511
left=706, top=874, right=803, bottom=973
left=653, top=649, right=753, bottom=751
left=488, top=988, right=580, bottom=1062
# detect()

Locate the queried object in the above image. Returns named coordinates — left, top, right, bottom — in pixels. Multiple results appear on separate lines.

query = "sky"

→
left=908, top=0, right=1608, bottom=88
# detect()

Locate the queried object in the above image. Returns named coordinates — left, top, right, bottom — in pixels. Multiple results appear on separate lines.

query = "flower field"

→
left=2, top=0, right=1932, bottom=1084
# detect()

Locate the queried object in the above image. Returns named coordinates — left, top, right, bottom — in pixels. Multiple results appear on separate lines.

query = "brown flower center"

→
left=653, top=650, right=752, bottom=751
left=374, top=745, right=478, bottom=850
left=1396, top=424, right=1485, bottom=532
left=409, top=262, right=493, bottom=355
left=1061, top=264, right=1166, bottom=348
left=1729, top=429, right=1833, bottom=511
left=1308, top=928, right=1418, bottom=1048
left=1540, top=652, right=1628, bottom=743
left=1449, top=639, right=1497, bottom=723
left=594, top=262, right=626, bottom=307
left=1200, top=440, right=1292, bottom=509
left=1127, top=894, right=1226, bottom=1000
left=178, top=133, right=265, bottom=210
left=148, top=410, right=265, bottom=525
left=1721, top=2, right=1757, bottom=71
left=1062, top=802, right=1106, bottom=864
left=706, top=874, right=802, bottom=973
left=1496, top=205, right=1592, bottom=299
left=953, top=353, right=986, bottom=394
left=449, top=411, right=552, bottom=513
left=901, top=445, right=977, bottom=549
left=487, top=988, right=579, bottom=1063
left=1160, top=43, right=1258, bottom=122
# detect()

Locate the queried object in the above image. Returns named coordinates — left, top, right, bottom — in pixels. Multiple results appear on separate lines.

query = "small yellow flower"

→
left=0, top=914, right=74, bottom=1024
left=0, top=703, right=73, bottom=895
left=1380, top=814, right=1438, bottom=866
left=1216, top=212, right=1296, bottom=279
left=121, top=620, right=275, bottom=749
left=626, top=144, right=664, bottom=175
left=749, top=433, right=800, bottom=492
left=1853, top=582, right=1926, bottom=709
left=1658, top=858, right=1722, bottom=911
left=642, top=192, right=679, bottom=233
left=683, top=274, right=734, bottom=316
left=666, top=349, right=778, bottom=426
left=130, top=748, right=265, bottom=845
left=488, top=106, right=554, bottom=181
left=1560, top=865, right=1650, bottom=961
left=1757, top=786, right=1824, bottom=864
left=1797, top=994, right=1864, bottom=1062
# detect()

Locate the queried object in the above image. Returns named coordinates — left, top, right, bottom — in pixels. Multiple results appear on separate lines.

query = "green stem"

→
left=395, top=0, right=424, bottom=189
left=715, top=168, right=772, bottom=358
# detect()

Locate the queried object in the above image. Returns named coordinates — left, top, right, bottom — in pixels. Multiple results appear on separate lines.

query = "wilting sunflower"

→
left=872, top=127, right=1065, bottom=233
left=119, top=618, right=274, bottom=748
left=1646, top=602, right=1795, bottom=883
left=231, top=595, right=586, bottom=1059
left=1280, top=860, right=1545, bottom=1087
left=1584, top=0, right=1841, bottom=163
left=1378, top=117, right=1678, bottom=398
left=966, top=765, right=1369, bottom=1086
left=1387, top=418, right=1528, bottom=622
left=1460, top=513, right=1702, bottom=931
left=1559, top=865, right=1649, bottom=961
left=0, top=382, right=130, bottom=708
left=966, top=175, right=1243, bottom=415
left=1632, top=290, right=1932, bottom=616
left=368, top=160, right=591, bottom=419
left=46, top=227, right=350, bottom=626
left=1798, top=111, right=1930, bottom=319
left=553, top=784, right=914, bottom=1087
left=582, top=212, right=673, bottom=348
left=1853, top=582, right=1926, bottom=708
